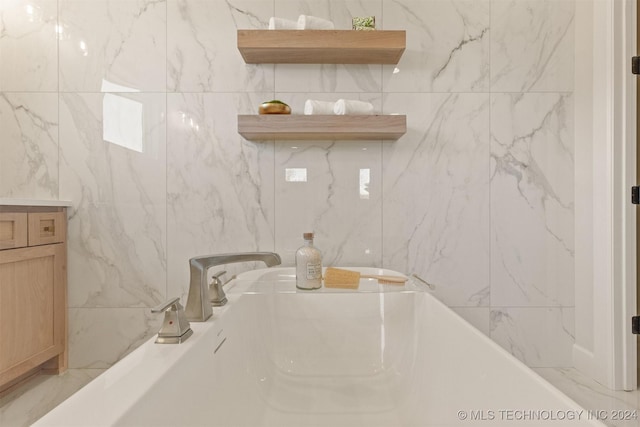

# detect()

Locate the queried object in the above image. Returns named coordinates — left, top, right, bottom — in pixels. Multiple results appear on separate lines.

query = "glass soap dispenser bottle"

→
left=295, top=232, right=322, bottom=290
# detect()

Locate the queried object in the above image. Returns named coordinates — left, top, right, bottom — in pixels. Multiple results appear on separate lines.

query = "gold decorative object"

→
left=258, top=100, right=291, bottom=114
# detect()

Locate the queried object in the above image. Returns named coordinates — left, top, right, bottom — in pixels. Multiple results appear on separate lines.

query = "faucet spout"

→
left=185, top=252, right=281, bottom=322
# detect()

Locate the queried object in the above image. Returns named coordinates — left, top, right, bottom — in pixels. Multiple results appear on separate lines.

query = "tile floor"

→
left=1, top=367, right=639, bottom=426
left=534, top=368, right=640, bottom=427
left=0, top=369, right=105, bottom=427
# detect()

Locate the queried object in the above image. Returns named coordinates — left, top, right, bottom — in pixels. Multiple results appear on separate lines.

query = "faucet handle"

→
left=209, top=270, right=228, bottom=307
left=151, top=297, right=193, bottom=344
left=151, top=297, right=181, bottom=313
left=211, top=270, right=227, bottom=283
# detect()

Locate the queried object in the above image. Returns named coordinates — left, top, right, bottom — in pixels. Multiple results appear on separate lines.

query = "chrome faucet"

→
left=185, top=252, right=282, bottom=322
left=151, top=297, right=193, bottom=344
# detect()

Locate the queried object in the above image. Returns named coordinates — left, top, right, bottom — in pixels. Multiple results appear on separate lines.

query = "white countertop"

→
left=0, top=199, right=73, bottom=207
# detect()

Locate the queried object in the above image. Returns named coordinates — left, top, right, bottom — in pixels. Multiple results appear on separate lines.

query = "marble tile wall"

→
left=0, top=0, right=576, bottom=369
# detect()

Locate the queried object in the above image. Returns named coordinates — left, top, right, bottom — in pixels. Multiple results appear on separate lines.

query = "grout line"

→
left=379, top=135, right=384, bottom=268
left=380, top=0, right=385, bottom=269
left=165, top=0, right=169, bottom=301
left=272, top=0, right=276, bottom=254
left=57, top=0, right=61, bottom=201
left=488, top=0, right=492, bottom=330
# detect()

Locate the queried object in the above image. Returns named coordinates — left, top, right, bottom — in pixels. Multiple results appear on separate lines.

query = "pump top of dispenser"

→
left=303, top=232, right=314, bottom=240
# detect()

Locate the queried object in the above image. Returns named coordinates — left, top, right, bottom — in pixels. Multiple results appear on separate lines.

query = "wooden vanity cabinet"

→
left=0, top=206, right=67, bottom=393
left=0, top=213, right=28, bottom=250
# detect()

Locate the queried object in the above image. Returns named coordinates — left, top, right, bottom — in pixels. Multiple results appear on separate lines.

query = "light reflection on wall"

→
left=103, top=93, right=143, bottom=153
left=24, top=3, right=42, bottom=23
left=359, top=168, right=370, bottom=199
left=178, top=111, right=200, bottom=132
left=101, top=80, right=143, bottom=153
left=285, top=168, right=307, bottom=182
left=79, top=40, right=88, bottom=57
left=55, top=24, right=68, bottom=40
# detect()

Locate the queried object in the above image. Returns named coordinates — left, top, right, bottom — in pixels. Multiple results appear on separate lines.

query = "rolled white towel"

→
left=304, top=100, right=336, bottom=115
left=333, top=99, right=374, bottom=115
left=269, top=17, right=298, bottom=30
left=297, top=15, right=335, bottom=30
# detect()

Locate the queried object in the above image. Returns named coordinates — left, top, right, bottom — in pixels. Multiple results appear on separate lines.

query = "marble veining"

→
left=382, top=92, right=490, bottom=308
left=168, top=0, right=273, bottom=92
left=534, top=368, right=640, bottom=427
left=491, top=92, right=574, bottom=307
left=166, top=92, right=275, bottom=301
left=0, top=93, right=58, bottom=199
left=383, top=0, right=489, bottom=92
left=59, top=0, right=166, bottom=92
left=274, top=0, right=382, bottom=93
left=272, top=92, right=382, bottom=268
left=275, top=139, right=382, bottom=267
left=68, top=308, right=161, bottom=369
left=275, top=63, right=382, bottom=93
left=490, top=307, right=575, bottom=368
left=59, top=93, right=167, bottom=309
left=0, top=0, right=579, bottom=372
left=491, top=0, right=575, bottom=92
left=0, top=0, right=58, bottom=91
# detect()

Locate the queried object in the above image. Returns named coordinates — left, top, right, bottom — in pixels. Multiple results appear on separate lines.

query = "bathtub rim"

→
left=33, top=267, right=605, bottom=427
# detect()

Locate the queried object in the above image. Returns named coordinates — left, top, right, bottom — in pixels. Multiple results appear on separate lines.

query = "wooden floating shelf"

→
left=237, top=30, right=406, bottom=64
left=238, top=115, right=407, bottom=141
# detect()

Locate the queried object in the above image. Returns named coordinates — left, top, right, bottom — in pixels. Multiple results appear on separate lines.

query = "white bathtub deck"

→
left=29, top=268, right=614, bottom=426
left=2, top=367, right=637, bottom=427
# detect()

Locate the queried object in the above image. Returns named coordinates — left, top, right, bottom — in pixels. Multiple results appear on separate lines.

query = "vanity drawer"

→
left=0, top=213, right=28, bottom=250
left=28, top=212, right=66, bottom=246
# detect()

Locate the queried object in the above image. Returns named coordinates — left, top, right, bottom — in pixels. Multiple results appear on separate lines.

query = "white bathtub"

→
left=36, top=267, right=605, bottom=426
